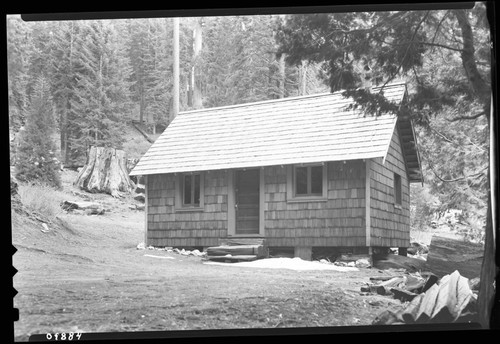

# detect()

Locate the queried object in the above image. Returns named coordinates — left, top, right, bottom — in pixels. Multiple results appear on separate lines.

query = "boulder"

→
left=134, top=193, right=145, bottom=202
left=135, top=184, right=145, bottom=194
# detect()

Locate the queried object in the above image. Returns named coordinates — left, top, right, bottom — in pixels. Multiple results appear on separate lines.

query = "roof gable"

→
left=130, top=83, right=418, bottom=177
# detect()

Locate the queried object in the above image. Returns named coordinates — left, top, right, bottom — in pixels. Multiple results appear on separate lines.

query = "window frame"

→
left=175, top=172, right=205, bottom=212
left=286, top=163, right=328, bottom=202
left=394, top=172, right=402, bottom=207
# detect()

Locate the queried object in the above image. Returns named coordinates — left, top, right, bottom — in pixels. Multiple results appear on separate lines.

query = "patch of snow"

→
left=203, top=257, right=359, bottom=271
left=144, top=254, right=175, bottom=259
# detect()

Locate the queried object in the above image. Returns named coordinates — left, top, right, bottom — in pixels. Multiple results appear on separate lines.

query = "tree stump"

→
left=74, top=146, right=135, bottom=197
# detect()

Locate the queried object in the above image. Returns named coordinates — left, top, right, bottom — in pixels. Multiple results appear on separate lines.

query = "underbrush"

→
left=17, top=182, right=66, bottom=219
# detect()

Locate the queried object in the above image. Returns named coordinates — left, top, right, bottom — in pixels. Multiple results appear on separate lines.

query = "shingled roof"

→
left=130, top=82, right=422, bottom=182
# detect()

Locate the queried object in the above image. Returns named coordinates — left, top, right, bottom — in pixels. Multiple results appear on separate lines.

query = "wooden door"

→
left=235, top=169, right=260, bottom=235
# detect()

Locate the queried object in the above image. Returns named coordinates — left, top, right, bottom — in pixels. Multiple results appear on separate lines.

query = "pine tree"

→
left=7, top=15, right=35, bottom=131
left=49, top=21, right=81, bottom=166
left=67, top=20, right=132, bottom=163
left=15, top=76, right=61, bottom=188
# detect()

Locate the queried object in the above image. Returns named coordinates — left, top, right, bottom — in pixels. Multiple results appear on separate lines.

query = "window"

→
left=294, top=165, right=323, bottom=197
left=183, top=174, right=201, bottom=206
left=394, top=173, right=402, bottom=205
left=175, top=173, right=204, bottom=211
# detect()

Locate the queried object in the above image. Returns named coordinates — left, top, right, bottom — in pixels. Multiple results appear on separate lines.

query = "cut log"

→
left=375, top=276, right=405, bottom=295
left=425, top=235, right=484, bottom=279
left=373, top=253, right=427, bottom=272
left=421, top=272, right=439, bottom=293
left=74, top=146, right=135, bottom=197
left=370, top=275, right=404, bottom=282
left=61, top=200, right=105, bottom=215
left=207, top=255, right=258, bottom=262
left=384, top=270, right=476, bottom=324
left=391, top=287, right=419, bottom=302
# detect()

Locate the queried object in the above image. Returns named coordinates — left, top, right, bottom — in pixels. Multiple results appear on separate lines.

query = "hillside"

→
left=121, top=122, right=162, bottom=161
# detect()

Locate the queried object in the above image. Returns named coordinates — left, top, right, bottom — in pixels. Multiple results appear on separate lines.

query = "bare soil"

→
left=12, top=175, right=408, bottom=341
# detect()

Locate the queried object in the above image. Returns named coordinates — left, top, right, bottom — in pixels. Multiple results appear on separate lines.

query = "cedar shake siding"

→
left=146, top=171, right=229, bottom=247
left=146, top=160, right=370, bottom=248
left=369, top=129, right=411, bottom=248
left=264, top=161, right=366, bottom=247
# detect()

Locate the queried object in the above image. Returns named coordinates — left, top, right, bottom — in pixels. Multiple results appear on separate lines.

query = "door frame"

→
left=227, top=168, right=265, bottom=237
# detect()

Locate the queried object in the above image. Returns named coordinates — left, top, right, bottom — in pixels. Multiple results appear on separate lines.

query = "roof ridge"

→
left=178, top=82, right=406, bottom=116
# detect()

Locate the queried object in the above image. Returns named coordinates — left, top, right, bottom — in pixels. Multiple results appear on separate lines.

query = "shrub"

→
left=17, top=182, right=65, bottom=218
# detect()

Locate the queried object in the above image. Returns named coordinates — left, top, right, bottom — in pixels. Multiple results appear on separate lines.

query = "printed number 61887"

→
left=45, top=332, right=82, bottom=340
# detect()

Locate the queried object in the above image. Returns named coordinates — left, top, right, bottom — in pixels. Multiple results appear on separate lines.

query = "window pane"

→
left=394, top=173, right=402, bottom=204
left=194, top=174, right=200, bottom=205
left=311, top=166, right=323, bottom=194
left=295, top=167, right=308, bottom=195
left=183, top=175, right=192, bottom=205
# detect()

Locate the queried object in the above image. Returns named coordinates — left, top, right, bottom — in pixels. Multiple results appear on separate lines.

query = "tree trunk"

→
left=452, top=9, right=490, bottom=105
left=192, top=18, right=203, bottom=109
left=74, top=146, right=135, bottom=197
left=172, top=17, right=180, bottom=122
left=279, top=53, right=286, bottom=98
left=300, top=60, right=308, bottom=96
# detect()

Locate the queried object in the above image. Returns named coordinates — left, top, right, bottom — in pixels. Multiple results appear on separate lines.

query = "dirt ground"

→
left=11, top=174, right=410, bottom=341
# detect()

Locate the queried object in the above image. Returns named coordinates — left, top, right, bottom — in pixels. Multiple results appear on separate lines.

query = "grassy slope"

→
left=121, top=123, right=161, bottom=160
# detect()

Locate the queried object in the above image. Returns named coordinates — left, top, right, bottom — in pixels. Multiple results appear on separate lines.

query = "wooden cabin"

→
left=129, top=83, right=422, bottom=260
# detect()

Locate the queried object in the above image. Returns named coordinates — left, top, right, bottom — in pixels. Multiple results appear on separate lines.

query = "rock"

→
left=129, top=204, right=145, bottom=211
left=134, top=193, right=145, bottom=202
left=135, top=184, right=145, bottom=194
left=408, top=242, right=429, bottom=255
left=191, top=249, right=202, bottom=256
left=137, top=242, right=146, bottom=250
left=355, top=258, right=371, bottom=268
left=319, top=259, right=330, bottom=264
left=85, top=207, right=105, bottom=215
left=368, top=300, right=383, bottom=307
left=147, top=245, right=154, bottom=250
left=372, top=310, right=405, bottom=325
left=347, top=262, right=356, bottom=267
left=41, top=223, right=49, bottom=233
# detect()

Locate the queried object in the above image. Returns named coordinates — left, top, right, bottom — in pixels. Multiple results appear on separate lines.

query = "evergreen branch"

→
left=421, top=42, right=463, bottom=52
left=429, top=10, right=450, bottom=48
left=379, top=40, right=463, bottom=53
left=378, top=11, right=430, bottom=93
left=429, top=162, right=488, bottom=183
left=430, top=127, right=454, bottom=143
left=446, top=111, right=486, bottom=122
left=310, top=12, right=411, bottom=52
